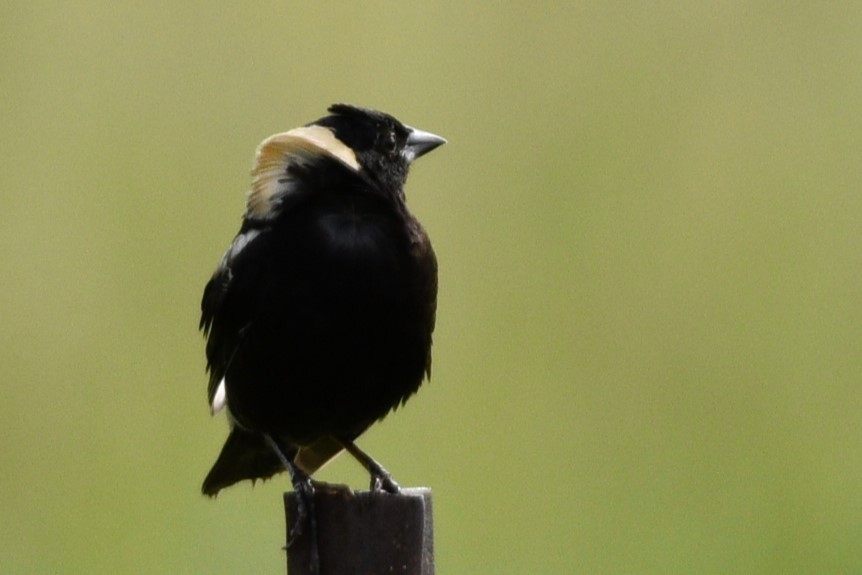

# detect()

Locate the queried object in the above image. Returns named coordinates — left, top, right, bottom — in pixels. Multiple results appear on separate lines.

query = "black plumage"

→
left=200, top=104, right=445, bottom=497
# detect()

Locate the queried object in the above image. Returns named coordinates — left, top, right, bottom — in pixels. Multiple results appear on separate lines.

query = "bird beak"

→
left=404, top=127, right=447, bottom=163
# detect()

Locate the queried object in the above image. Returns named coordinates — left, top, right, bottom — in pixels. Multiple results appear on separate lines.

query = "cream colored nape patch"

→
left=246, top=125, right=361, bottom=218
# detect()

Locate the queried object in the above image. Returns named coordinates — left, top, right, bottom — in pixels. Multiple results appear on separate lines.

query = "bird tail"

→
left=202, top=428, right=287, bottom=496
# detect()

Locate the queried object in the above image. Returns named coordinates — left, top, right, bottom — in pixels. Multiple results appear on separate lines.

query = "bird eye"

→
left=382, top=130, right=397, bottom=153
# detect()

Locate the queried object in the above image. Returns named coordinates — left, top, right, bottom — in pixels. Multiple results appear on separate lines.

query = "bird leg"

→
left=263, top=434, right=319, bottom=574
left=337, top=437, right=401, bottom=493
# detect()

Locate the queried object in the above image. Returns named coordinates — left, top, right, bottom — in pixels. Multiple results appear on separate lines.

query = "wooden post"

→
left=284, top=486, right=434, bottom=575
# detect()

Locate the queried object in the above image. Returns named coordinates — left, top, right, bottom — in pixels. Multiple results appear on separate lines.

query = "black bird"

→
left=200, top=105, right=445, bottom=506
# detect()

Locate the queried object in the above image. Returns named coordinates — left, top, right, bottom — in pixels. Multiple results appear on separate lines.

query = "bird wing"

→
left=201, top=125, right=366, bottom=410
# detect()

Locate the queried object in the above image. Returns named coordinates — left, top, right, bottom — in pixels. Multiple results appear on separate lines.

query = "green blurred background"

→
left=3, top=2, right=861, bottom=573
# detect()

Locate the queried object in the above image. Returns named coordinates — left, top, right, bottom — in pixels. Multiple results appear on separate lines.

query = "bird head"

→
left=312, top=104, right=447, bottom=194
left=247, top=105, right=445, bottom=219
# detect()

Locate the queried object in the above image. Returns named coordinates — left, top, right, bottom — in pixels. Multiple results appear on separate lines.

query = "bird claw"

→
left=290, top=475, right=320, bottom=573
left=285, top=509, right=304, bottom=548
left=370, top=472, right=400, bottom=494
left=264, top=434, right=320, bottom=574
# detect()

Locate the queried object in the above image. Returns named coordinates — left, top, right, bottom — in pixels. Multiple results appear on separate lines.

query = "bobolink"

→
left=200, top=104, right=445, bottom=502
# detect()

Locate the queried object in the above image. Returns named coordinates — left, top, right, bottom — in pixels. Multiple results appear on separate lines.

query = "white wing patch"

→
left=211, top=377, right=227, bottom=414
left=247, top=125, right=361, bottom=219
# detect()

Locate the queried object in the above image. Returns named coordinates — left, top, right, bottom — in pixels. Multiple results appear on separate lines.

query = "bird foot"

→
left=370, top=471, right=401, bottom=494
left=337, top=436, right=402, bottom=495
left=264, top=434, right=320, bottom=575
left=286, top=473, right=315, bottom=547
